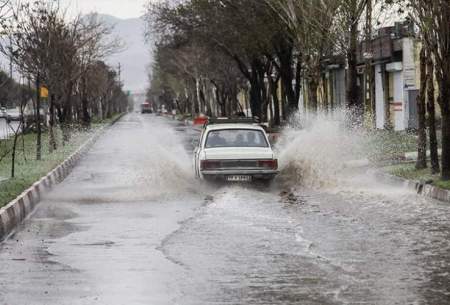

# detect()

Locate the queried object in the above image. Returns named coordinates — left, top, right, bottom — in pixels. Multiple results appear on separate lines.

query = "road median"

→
left=0, top=113, right=125, bottom=241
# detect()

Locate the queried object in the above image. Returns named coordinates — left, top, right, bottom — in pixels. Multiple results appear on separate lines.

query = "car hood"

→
left=204, top=147, right=274, bottom=160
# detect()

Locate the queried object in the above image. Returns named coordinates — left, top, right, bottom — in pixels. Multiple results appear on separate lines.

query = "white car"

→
left=193, top=119, right=278, bottom=182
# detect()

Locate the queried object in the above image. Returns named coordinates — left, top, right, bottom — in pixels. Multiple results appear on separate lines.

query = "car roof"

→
left=205, top=124, right=266, bottom=132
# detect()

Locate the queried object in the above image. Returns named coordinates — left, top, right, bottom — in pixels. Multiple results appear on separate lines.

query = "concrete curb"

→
left=0, top=113, right=126, bottom=241
left=372, top=169, right=450, bottom=203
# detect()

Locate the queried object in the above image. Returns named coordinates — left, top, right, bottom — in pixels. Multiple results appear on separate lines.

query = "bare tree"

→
left=266, top=0, right=340, bottom=113
left=416, top=47, right=427, bottom=170
left=426, top=50, right=439, bottom=174
left=397, top=0, right=450, bottom=179
left=0, top=1, right=48, bottom=159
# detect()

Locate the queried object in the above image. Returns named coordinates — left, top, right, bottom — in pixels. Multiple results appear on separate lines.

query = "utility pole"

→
left=9, top=34, right=13, bottom=80
left=35, top=73, right=41, bottom=161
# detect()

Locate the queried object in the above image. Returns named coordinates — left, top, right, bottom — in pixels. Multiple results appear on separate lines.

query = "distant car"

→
left=0, top=107, right=6, bottom=118
left=5, top=110, right=22, bottom=123
left=193, top=118, right=279, bottom=182
left=141, top=102, right=153, bottom=114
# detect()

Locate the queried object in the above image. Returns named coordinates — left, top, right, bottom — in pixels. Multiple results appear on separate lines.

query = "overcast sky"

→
left=61, top=0, right=149, bottom=19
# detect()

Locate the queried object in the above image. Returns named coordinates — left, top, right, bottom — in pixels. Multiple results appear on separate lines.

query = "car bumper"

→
left=201, top=169, right=278, bottom=180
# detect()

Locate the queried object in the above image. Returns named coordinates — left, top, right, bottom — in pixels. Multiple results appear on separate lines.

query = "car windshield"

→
left=205, top=129, right=269, bottom=148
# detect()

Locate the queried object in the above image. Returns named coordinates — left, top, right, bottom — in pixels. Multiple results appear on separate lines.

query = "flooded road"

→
left=1, top=113, right=450, bottom=304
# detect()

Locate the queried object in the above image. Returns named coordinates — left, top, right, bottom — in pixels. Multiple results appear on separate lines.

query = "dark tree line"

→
left=147, top=0, right=450, bottom=181
left=145, top=0, right=303, bottom=123
left=0, top=0, right=129, bottom=161
left=145, top=0, right=377, bottom=124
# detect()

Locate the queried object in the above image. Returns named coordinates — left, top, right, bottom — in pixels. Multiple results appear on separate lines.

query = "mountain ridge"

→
left=95, top=13, right=151, bottom=93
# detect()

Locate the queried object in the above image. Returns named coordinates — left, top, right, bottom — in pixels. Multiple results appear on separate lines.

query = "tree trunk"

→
left=249, top=78, right=261, bottom=119
left=308, top=79, right=319, bottom=113
left=280, top=81, right=287, bottom=121
left=195, top=77, right=202, bottom=114
left=10, top=124, right=20, bottom=178
left=270, top=77, right=281, bottom=126
left=416, top=47, right=427, bottom=170
left=81, top=96, right=90, bottom=127
left=426, top=53, right=439, bottom=174
left=202, top=82, right=212, bottom=117
left=364, top=0, right=375, bottom=128
left=440, top=79, right=450, bottom=180
left=35, top=75, right=42, bottom=161
left=231, top=85, right=239, bottom=114
left=49, top=94, right=57, bottom=152
left=260, top=66, right=270, bottom=122
left=322, top=73, right=329, bottom=113
left=248, top=58, right=268, bottom=119
left=329, top=71, right=335, bottom=111
left=192, top=83, right=200, bottom=115
left=81, top=77, right=91, bottom=127
left=225, top=91, right=232, bottom=117
left=347, top=21, right=360, bottom=113
left=364, top=65, right=376, bottom=128
left=215, top=86, right=226, bottom=117
left=382, top=64, right=392, bottom=130
left=62, top=87, right=73, bottom=144
left=294, top=56, right=302, bottom=107
left=278, top=48, right=297, bottom=114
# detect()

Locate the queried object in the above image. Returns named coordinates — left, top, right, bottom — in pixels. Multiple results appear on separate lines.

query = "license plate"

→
left=226, top=175, right=252, bottom=182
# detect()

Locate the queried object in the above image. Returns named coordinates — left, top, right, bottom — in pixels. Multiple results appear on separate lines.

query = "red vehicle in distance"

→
left=141, top=101, right=153, bottom=114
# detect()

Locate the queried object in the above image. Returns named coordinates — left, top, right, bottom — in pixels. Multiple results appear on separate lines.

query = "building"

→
left=360, top=22, right=420, bottom=131
left=317, top=21, right=424, bottom=131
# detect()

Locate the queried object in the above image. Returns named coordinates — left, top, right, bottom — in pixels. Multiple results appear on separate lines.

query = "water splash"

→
left=275, top=110, right=368, bottom=189
left=132, top=116, right=204, bottom=200
left=48, top=115, right=206, bottom=203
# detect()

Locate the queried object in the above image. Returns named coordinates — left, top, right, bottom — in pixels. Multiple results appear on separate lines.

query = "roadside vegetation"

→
left=0, top=114, right=123, bottom=208
left=0, top=128, right=94, bottom=207
left=0, top=0, right=129, bottom=206
left=386, top=163, right=450, bottom=191
left=364, top=131, right=417, bottom=163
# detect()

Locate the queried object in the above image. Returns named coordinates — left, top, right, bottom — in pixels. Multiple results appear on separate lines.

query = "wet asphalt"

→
left=1, top=113, right=450, bottom=305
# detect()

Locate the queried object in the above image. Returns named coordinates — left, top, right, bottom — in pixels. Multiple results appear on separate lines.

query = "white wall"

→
left=402, top=38, right=418, bottom=90
left=393, top=71, right=405, bottom=131
left=332, top=69, right=346, bottom=108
